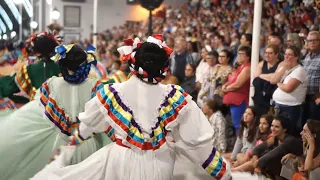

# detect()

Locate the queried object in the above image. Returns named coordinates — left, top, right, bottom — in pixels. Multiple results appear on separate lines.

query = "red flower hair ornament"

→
left=117, top=34, right=173, bottom=84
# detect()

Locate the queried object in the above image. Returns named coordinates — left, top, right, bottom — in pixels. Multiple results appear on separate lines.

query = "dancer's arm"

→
left=169, top=99, right=231, bottom=180
left=71, top=97, right=109, bottom=145
left=0, top=75, right=20, bottom=98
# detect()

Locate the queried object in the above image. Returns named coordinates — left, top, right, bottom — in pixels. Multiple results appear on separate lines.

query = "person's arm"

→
left=277, top=67, right=306, bottom=93
left=169, top=94, right=231, bottom=180
left=252, top=136, right=275, bottom=157
left=277, top=78, right=301, bottom=93
left=257, top=136, right=302, bottom=170
left=70, top=96, right=110, bottom=145
left=216, top=114, right=227, bottom=153
left=231, top=136, right=243, bottom=160
left=304, top=131, right=320, bottom=171
left=254, top=61, right=264, bottom=78
left=259, top=61, right=287, bottom=84
left=0, top=75, right=20, bottom=98
left=259, top=73, right=273, bottom=82
left=223, top=67, right=250, bottom=92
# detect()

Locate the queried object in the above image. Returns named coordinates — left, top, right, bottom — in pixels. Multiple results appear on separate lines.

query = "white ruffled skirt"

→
left=32, top=142, right=176, bottom=180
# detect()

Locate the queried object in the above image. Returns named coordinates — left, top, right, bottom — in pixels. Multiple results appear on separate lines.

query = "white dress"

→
left=32, top=76, right=231, bottom=180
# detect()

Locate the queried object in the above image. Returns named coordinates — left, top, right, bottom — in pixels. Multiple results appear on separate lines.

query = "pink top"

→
left=223, top=63, right=250, bottom=106
left=247, top=133, right=272, bottom=156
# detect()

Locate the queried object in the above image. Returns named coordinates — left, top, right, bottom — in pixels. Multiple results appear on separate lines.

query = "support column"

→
left=93, top=0, right=98, bottom=47
left=19, top=4, right=23, bottom=41
left=30, top=0, right=33, bottom=34
left=249, top=0, right=263, bottom=106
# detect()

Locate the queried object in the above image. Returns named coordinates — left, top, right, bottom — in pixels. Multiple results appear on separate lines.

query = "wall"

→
left=44, top=0, right=187, bottom=40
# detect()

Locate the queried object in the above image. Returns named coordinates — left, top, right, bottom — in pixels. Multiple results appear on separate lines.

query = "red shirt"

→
left=223, top=63, right=250, bottom=106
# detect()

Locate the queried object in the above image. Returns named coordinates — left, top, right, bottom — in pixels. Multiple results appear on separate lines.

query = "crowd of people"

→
left=1, top=0, right=320, bottom=179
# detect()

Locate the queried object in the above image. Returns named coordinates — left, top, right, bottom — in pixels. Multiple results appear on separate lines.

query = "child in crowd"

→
left=232, top=114, right=273, bottom=172
left=223, top=107, right=258, bottom=165
left=293, top=156, right=309, bottom=180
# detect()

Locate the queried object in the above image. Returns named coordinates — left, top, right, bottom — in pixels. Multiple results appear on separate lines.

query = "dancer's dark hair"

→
left=133, top=42, right=169, bottom=83
left=58, top=45, right=96, bottom=84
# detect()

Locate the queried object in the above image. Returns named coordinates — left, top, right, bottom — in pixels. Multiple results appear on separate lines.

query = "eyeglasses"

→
left=305, top=39, right=320, bottom=43
left=284, top=53, right=295, bottom=57
left=238, top=52, right=246, bottom=56
left=264, top=52, right=274, bottom=55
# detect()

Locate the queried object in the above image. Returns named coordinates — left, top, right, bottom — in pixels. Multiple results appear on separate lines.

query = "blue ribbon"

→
left=85, top=44, right=96, bottom=53
left=56, top=45, right=67, bottom=59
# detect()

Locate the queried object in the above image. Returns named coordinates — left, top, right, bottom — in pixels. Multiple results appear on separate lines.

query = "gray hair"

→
left=287, top=33, right=303, bottom=49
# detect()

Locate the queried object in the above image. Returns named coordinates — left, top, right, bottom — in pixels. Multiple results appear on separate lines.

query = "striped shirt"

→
left=303, top=52, right=320, bottom=95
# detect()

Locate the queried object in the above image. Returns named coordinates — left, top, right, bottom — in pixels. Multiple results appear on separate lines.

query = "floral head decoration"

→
left=117, top=34, right=173, bottom=84
left=50, top=44, right=97, bottom=84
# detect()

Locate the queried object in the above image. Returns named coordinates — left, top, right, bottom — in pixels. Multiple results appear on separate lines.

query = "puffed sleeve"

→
left=72, top=96, right=109, bottom=144
left=168, top=98, right=231, bottom=180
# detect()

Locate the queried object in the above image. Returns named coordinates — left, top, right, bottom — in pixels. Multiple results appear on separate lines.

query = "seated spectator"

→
left=292, top=156, right=309, bottom=180
left=281, top=120, right=320, bottom=179
left=226, top=106, right=258, bottom=166
left=252, top=115, right=303, bottom=179
left=252, top=44, right=280, bottom=117
left=302, top=120, right=320, bottom=171
left=231, top=114, right=273, bottom=172
left=223, top=46, right=251, bottom=133
left=202, top=99, right=227, bottom=153
left=181, top=64, right=197, bottom=100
